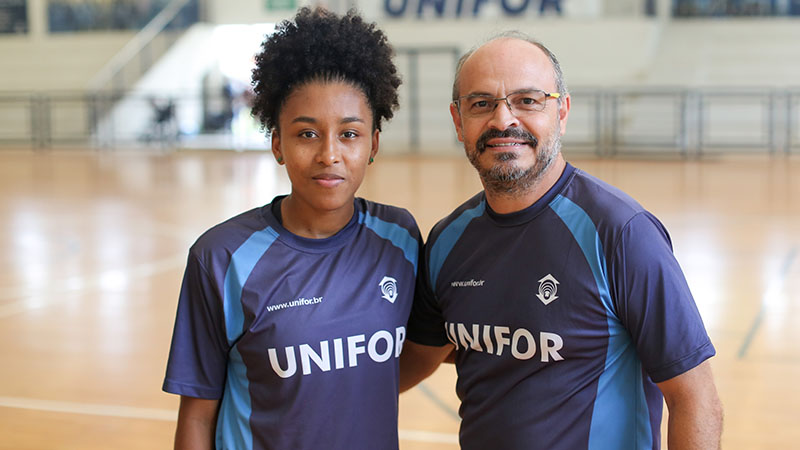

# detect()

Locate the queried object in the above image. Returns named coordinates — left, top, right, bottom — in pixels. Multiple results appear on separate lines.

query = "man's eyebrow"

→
left=461, top=91, right=493, bottom=98
left=462, top=88, right=541, bottom=98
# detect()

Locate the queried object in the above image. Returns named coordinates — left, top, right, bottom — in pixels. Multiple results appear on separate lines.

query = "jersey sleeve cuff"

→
left=649, top=341, right=716, bottom=383
left=162, top=379, right=223, bottom=399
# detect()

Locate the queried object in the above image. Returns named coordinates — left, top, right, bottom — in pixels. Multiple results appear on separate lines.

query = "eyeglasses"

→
left=454, top=89, right=561, bottom=118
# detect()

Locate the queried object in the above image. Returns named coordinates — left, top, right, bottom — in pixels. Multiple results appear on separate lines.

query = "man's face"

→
left=450, top=38, right=570, bottom=195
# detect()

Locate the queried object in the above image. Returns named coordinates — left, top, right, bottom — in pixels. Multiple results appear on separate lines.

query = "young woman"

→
left=162, top=8, right=420, bottom=449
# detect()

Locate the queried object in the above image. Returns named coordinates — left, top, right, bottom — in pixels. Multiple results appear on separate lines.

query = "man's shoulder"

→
left=427, top=191, right=486, bottom=242
left=561, top=167, right=648, bottom=226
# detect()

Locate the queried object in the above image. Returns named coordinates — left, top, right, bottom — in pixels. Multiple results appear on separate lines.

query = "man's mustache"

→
left=476, top=127, right=538, bottom=153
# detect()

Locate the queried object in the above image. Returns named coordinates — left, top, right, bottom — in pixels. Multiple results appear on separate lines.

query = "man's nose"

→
left=487, top=98, right=520, bottom=130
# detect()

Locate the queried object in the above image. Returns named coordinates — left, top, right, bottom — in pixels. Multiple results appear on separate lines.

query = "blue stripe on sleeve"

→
left=428, top=200, right=485, bottom=288
left=549, top=194, right=653, bottom=450
left=360, top=211, right=419, bottom=273
left=222, top=226, right=278, bottom=345
left=216, top=346, right=253, bottom=450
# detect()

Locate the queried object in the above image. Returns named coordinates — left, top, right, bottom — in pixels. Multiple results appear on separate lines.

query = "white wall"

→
left=643, top=19, right=800, bottom=86
left=0, top=0, right=134, bottom=91
left=381, top=18, right=661, bottom=86
left=206, top=0, right=641, bottom=24
left=0, top=32, right=133, bottom=91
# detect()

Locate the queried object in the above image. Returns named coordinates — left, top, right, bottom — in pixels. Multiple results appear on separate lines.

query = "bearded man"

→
left=399, top=33, right=723, bottom=450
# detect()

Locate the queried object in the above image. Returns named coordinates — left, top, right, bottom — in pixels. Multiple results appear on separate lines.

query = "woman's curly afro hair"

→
left=251, top=7, right=401, bottom=133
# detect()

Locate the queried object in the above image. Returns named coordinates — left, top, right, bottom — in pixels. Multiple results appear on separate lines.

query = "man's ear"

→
left=557, top=94, right=571, bottom=136
left=450, top=102, right=465, bottom=142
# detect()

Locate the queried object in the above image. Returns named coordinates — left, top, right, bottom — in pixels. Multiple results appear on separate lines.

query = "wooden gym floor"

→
left=0, top=149, right=798, bottom=449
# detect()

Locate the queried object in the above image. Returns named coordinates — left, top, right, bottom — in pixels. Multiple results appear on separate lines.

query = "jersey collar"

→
left=484, top=162, right=576, bottom=227
left=260, top=195, right=361, bottom=253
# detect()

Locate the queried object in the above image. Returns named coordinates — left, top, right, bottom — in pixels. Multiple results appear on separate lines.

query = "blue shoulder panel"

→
left=428, top=200, right=485, bottom=289
left=360, top=211, right=419, bottom=273
left=222, top=225, right=279, bottom=345
left=549, top=194, right=652, bottom=450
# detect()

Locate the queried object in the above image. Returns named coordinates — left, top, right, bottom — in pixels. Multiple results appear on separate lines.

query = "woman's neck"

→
left=279, top=195, right=355, bottom=239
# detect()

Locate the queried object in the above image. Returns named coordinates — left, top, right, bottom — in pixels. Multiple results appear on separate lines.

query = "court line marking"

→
left=398, top=429, right=459, bottom=444
left=0, top=396, right=459, bottom=443
left=737, top=246, right=797, bottom=359
left=416, top=381, right=460, bottom=421
left=0, top=396, right=177, bottom=421
left=0, top=255, right=185, bottom=319
left=0, top=212, right=196, bottom=317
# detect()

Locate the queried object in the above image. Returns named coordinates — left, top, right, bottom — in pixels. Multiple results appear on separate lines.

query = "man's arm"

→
left=657, top=360, right=723, bottom=450
left=174, top=396, right=220, bottom=450
left=399, top=340, right=455, bottom=392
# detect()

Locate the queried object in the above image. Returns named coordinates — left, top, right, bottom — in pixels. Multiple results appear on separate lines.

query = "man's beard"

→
left=466, top=126, right=561, bottom=197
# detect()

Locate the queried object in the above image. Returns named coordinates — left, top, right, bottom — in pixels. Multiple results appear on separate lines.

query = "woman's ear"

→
left=271, top=129, right=283, bottom=164
left=369, top=129, right=379, bottom=164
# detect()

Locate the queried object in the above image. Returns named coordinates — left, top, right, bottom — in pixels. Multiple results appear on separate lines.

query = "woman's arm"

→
left=399, top=340, right=455, bottom=392
left=174, top=396, right=220, bottom=450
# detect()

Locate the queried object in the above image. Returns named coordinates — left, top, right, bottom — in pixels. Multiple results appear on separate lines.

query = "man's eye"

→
left=471, top=100, right=490, bottom=109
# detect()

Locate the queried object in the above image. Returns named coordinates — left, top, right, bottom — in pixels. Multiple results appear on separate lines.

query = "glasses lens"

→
left=458, top=90, right=551, bottom=117
left=509, top=90, right=547, bottom=112
left=463, top=96, right=495, bottom=116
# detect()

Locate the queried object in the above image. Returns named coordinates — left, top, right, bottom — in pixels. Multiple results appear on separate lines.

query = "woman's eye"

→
left=342, top=131, right=358, bottom=139
left=300, top=131, right=316, bottom=138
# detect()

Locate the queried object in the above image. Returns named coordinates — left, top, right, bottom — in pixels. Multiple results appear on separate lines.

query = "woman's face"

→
left=272, top=80, right=378, bottom=221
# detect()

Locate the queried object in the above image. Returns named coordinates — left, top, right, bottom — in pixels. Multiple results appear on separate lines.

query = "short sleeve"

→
left=610, top=212, right=715, bottom=383
left=162, top=251, right=230, bottom=398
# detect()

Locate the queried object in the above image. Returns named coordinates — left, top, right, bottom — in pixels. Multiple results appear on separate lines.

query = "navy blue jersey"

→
left=164, top=196, right=421, bottom=450
left=408, top=163, right=715, bottom=450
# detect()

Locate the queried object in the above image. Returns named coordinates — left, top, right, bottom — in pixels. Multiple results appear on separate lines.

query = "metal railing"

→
left=1, top=87, right=799, bottom=156
left=558, top=87, right=799, bottom=157
left=395, top=46, right=462, bottom=151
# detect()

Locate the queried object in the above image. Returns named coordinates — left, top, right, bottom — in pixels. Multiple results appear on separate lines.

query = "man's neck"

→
left=483, top=155, right=566, bottom=215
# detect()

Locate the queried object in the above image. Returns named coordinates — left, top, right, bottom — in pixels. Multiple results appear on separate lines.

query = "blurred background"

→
left=1, top=0, right=799, bottom=156
left=1, top=1, right=799, bottom=449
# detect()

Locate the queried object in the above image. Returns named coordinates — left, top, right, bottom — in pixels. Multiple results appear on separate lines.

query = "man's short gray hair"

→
left=451, top=31, right=568, bottom=103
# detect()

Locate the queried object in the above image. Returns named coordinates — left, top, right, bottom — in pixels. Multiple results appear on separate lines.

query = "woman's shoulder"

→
left=357, top=198, right=420, bottom=235
left=190, top=206, right=273, bottom=258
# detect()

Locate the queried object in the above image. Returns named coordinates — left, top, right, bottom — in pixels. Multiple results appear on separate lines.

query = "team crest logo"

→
left=379, top=276, right=398, bottom=303
left=536, top=274, right=559, bottom=305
